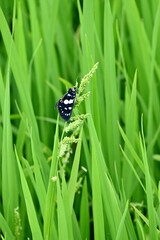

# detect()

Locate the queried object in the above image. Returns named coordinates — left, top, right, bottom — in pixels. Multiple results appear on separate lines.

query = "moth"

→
left=55, top=87, right=76, bottom=121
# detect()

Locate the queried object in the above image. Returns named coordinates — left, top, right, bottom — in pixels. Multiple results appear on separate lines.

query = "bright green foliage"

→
left=0, top=0, right=160, bottom=239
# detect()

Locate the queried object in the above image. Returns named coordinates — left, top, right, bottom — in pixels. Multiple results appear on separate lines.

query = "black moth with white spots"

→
left=55, top=87, right=76, bottom=121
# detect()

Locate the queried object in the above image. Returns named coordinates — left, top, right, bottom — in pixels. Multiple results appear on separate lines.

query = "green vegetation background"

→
left=0, top=0, right=160, bottom=239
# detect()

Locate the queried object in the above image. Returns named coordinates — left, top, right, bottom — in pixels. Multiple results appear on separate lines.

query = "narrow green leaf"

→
left=104, top=0, right=120, bottom=179
left=43, top=118, right=59, bottom=239
left=2, top=75, right=18, bottom=230
left=68, top=128, right=83, bottom=212
left=15, top=148, right=43, bottom=240
left=80, top=178, right=90, bottom=240
left=140, top=121, right=158, bottom=240
left=92, top=146, right=105, bottom=240
left=0, top=213, right=14, bottom=240
left=57, top=177, right=69, bottom=240
left=116, top=200, right=129, bottom=240
left=30, top=131, right=46, bottom=217
left=61, top=174, right=74, bottom=240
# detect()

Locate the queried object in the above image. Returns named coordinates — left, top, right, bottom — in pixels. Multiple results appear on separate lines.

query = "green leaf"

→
left=15, top=148, right=43, bottom=240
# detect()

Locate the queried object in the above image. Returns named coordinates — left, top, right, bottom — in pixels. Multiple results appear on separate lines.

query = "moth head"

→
left=68, top=87, right=76, bottom=94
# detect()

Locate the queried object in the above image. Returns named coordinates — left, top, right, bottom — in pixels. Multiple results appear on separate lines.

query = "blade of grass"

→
left=2, top=59, right=18, bottom=232
left=134, top=214, right=146, bottom=240
left=147, top=1, right=160, bottom=161
left=140, top=120, right=158, bottom=240
left=15, top=2, right=28, bottom=78
left=80, top=178, right=90, bottom=240
left=116, top=200, right=129, bottom=240
left=0, top=213, right=14, bottom=240
left=123, top=71, right=139, bottom=197
left=79, top=0, right=94, bottom=71
left=43, top=117, right=59, bottom=239
left=57, top=177, right=69, bottom=240
left=89, top=117, right=128, bottom=239
left=61, top=173, right=74, bottom=240
left=120, top=145, right=146, bottom=193
left=27, top=0, right=46, bottom=140
left=104, top=0, right=120, bottom=180
left=30, top=129, right=46, bottom=217
left=68, top=128, right=83, bottom=212
left=118, top=123, right=144, bottom=172
left=0, top=7, right=49, bottom=186
left=72, top=210, right=82, bottom=240
left=15, top=147, right=43, bottom=240
left=92, top=142, right=105, bottom=240
left=0, top=68, right=5, bottom=112
left=122, top=0, right=151, bottom=97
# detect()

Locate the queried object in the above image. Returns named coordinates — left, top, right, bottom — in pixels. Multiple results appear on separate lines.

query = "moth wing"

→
left=55, top=88, right=76, bottom=121
left=58, top=100, right=72, bottom=121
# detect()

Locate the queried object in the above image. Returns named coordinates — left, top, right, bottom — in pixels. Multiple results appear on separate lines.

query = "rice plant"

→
left=0, top=0, right=160, bottom=239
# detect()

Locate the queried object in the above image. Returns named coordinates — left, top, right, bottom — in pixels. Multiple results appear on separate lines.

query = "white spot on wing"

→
left=64, top=99, right=69, bottom=104
left=64, top=99, right=74, bottom=105
left=68, top=99, right=73, bottom=104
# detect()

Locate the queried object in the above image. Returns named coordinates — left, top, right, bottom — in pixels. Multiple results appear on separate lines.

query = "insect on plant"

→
left=55, top=87, right=77, bottom=121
